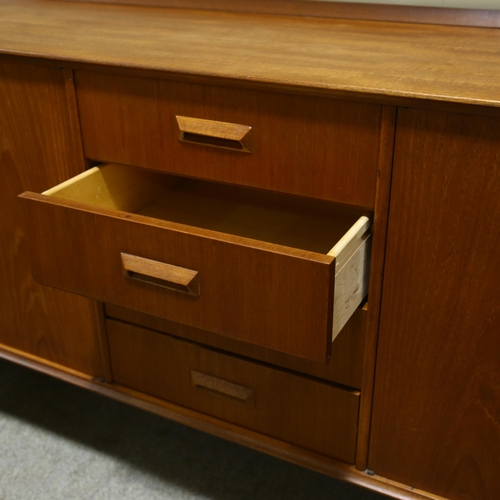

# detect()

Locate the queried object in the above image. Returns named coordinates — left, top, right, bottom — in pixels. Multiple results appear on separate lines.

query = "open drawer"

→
left=20, top=164, right=371, bottom=363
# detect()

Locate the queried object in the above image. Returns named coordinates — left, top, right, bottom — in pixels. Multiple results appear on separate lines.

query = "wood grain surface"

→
left=0, top=58, right=107, bottom=376
left=369, top=108, right=500, bottom=500
left=105, top=303, right=367, bottom=390
left=76, top=71, right=381, bottom=207
left=63, top=0, right=500, bottom=28
left=20, top=191, right=339, bottom=363
left=176, top=115, right=254, bottom=153
left=107, top=319, right=360, bottom=463
left=21, top=160, right=374, bottom=363
left=121, top=253, right=201, bottom=296
left=0, top=0, right=499, bottom=108
left=355, top=105, right=396, bottom=470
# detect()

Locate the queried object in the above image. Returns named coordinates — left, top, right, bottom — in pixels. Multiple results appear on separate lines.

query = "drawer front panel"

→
left=105, top=303, right=368, bottom=390
left=76, top=71, right=382, bottom=208
left=107, top=319, right=360, bottom=463
left=20, top=193, right=334, bottom=363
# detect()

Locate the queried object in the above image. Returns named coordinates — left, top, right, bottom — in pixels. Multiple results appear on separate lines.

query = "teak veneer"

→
left=1, top=2, right=499, bottom=500
left=21, top=163, right=371, bottom=362
left=1, top=0, right=500, bottom=108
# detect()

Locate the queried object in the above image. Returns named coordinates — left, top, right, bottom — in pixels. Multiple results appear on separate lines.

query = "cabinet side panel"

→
left=369, top=108, right=500, bottom=500
left=0, top=58, right=106, bottom=376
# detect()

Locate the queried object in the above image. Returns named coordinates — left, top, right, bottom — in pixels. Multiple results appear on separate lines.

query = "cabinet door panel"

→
left=0, top=58, right=105, bottom=376
left=369, top=108, right=500, bottom=500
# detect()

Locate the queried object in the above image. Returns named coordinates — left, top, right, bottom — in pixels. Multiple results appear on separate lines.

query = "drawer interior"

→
left=44, top=163, right=370, bottom=257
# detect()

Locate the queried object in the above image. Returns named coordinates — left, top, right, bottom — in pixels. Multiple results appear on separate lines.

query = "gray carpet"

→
left=0, top=358, right=387, bottom=500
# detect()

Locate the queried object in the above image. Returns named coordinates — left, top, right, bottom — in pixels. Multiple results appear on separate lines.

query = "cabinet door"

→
left=0, top=58, right=106, bottom=376
left=369, top=108, right=500, bottom=500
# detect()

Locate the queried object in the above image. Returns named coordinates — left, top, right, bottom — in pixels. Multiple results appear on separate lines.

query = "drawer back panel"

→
left=75, top=71, right=381, bottom=208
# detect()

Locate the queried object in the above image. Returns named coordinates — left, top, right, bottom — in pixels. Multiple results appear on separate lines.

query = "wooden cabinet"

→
left=1, top=2, right=499, bottom=500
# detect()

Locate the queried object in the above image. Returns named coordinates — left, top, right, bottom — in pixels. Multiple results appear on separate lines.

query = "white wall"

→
left=318, top=0, right=500, bottom=9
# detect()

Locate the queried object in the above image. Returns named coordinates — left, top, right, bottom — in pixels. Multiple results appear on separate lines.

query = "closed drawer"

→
left=107, top=319, right=360, bottom=463
left=76, top=70, right=382, bottom=208
left=20, top=163, right=371, bottom=363
left=105, top=303, right=368, bottom=390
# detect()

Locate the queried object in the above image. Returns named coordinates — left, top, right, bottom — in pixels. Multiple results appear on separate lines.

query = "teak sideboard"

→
left=1, top=1, right=499, bottom=499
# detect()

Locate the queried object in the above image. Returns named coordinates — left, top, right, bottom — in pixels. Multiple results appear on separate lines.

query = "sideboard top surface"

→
left=1, top=0, right=500, bottom=108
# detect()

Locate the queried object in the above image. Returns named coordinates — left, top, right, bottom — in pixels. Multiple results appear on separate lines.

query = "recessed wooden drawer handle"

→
left=191, top=370, right=255, bottom=406
left=121, top=253, right=200, bottom=296
left=176, top=116, right=253, bottom=153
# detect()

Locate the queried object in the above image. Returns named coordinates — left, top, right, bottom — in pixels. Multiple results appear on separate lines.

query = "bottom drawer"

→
left=107, top=319, right=360, bottom=463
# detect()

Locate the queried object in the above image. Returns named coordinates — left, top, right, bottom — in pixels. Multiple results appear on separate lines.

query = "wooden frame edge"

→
left=59, top=0, right=500, bottom=28
left=3, top=55, right=500, bottom=116
left=355, top=105, right=397, bottom=470
left=62, top=67, right=89, bottom=173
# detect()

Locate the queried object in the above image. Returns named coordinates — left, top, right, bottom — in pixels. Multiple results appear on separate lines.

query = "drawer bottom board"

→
left=107, top=319, right=360, bottom=464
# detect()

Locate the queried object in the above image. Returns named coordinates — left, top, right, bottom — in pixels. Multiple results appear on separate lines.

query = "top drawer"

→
left=75, top=71, right=382, bottom=208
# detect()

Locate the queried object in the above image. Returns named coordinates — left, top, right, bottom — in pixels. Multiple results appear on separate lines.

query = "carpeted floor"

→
left=0, top=358, right=387, bottom=500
